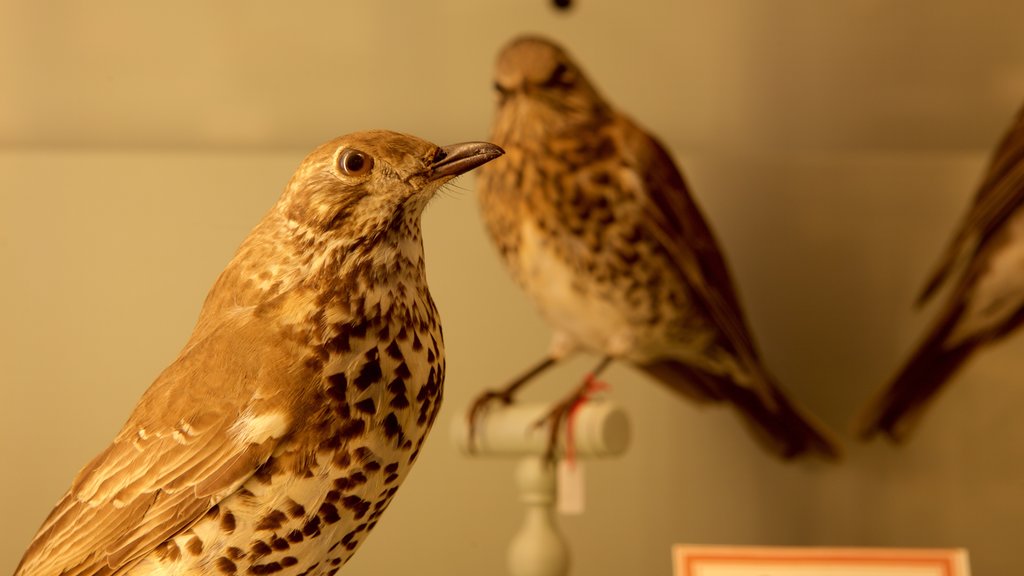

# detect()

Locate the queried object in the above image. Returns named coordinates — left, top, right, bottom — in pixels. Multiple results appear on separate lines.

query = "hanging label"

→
left=557, top=460, right=585, bottom=515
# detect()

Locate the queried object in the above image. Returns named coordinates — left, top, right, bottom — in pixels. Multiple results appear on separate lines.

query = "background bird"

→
left=472, top=35, right=839, bottom=461
left=14, top=130, right=502, bottom=576
left=859, top=103, right=1024, bottom=442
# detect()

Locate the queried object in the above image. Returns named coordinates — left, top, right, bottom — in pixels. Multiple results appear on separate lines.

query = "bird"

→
left=471, top=34, right=840, bottom=461
left=14, top=130, right=503, bottom=576
left=858, top=103, right=1024, bottom=442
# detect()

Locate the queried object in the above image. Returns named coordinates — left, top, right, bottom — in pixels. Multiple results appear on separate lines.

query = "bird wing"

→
left=618, top=117, right=761, bottom=368
left=16, top=311, right=299, bottom=576
left=917, top=105, right=1024, bottom=304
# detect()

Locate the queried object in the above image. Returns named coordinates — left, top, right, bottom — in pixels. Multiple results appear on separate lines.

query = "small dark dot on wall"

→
left=552, top=0, right=572, bottom=10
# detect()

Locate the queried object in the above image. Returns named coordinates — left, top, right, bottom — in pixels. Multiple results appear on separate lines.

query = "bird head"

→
left=491, top=35, right=609, bottom=142
left=277, top=130, right=503, bottom=242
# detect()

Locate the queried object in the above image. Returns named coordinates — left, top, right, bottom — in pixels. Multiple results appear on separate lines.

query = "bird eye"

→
left=337, top=149, right=373, bottom=177
left=431, top=148, right=447, bottom=164
left=542, top=63, right=572, bottom=88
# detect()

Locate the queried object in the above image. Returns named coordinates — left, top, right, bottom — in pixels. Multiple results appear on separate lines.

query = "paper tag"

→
left=557, top=460, right=585, bottom=515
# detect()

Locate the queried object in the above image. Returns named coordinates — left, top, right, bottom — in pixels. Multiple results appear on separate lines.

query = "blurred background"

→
left=2, top=1, right=1023, bottom=574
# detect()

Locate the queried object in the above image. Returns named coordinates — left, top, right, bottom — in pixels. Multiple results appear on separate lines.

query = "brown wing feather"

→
left=607, top=115, right=840, bottom=458
left=918, top=104, right=1024, bottom=304
left=15, top=312, right=295, bottom=576
left=618, top=115, right=761, bottom=369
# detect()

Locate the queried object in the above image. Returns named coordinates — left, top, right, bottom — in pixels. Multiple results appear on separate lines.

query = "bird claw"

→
left=466, top=388, right=517, bottom=453
left=532, top=373, right=609, bottom=464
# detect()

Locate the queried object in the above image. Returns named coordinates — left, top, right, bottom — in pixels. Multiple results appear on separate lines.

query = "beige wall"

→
left=2, top=2, right=1023, bottom=575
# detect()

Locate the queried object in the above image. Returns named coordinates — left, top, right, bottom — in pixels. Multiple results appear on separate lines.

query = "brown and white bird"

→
left=15, top=130, right=503, bottom=576
left=472, top=35, right=839, bottom=461
left=859, top=104, right=1024, bottom=442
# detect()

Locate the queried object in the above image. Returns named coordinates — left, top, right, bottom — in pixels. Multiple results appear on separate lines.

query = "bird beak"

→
left=428, top=141, right=505, bottom=181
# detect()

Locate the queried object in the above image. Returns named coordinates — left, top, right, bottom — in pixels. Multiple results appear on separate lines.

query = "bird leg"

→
left=534, top=356, right=613, bottom=463
left=467, top=355, right=559, bottom=452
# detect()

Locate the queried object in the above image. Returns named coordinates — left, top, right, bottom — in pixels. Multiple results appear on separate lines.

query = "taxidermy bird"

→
left=14, top=130, right=503, bottom=576
left=859, top=104, right=1024, bottom=442
left=472, top=34, right=839, bottom=461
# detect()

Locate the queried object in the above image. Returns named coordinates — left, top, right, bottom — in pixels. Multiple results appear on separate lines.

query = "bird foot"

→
left=532, top=373, right=610, bottom=464
left=466, top=387, right=518, bottom=453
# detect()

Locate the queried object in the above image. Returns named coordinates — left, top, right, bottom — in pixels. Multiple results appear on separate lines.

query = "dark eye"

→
left=542, top=63, right=572, bottom=88
left=338, top=149, right=373, bottom=176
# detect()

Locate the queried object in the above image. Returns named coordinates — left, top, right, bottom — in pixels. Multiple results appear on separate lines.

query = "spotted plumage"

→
left=859, top=103, right=1024, bottom=442
left=475, top=35, right=838, bottom=460
left=15, top=130, right=502, bottom=576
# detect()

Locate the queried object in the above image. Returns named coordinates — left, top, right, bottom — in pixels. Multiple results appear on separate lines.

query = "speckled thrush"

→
left=473, top=35, right=839, bottom=461
left=859, top=103, right=1024, bottom=442
left=15, top=130, right=503, bottom=576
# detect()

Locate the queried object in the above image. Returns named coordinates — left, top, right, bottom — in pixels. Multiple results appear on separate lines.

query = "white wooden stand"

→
left=452, top=402, right=631, bottom=576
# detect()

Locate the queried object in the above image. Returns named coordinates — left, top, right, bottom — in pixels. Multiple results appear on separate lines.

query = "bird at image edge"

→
left=472, top=35, right=840, bottom=461
left=859, top=103, right=1024, bottom=443
left=14, top=130, right=503, bottom=576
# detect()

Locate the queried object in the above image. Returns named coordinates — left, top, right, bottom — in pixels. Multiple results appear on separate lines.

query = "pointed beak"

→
left=428, top=141, right=504, bottom=181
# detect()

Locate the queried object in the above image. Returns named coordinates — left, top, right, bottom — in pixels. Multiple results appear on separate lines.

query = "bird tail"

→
left=856, top=316, right=974, bottom=443
left=638, top=359, right=841, bottom=461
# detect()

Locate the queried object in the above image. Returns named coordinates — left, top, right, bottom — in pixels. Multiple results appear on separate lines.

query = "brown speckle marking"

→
left=342, top=522, right=369, bottom=543
left=348, top=319, right=367, bottom=338
left=221, top=511, right=237, bottom=533
left=154, top=541, right=181, bottom=562
left=382, top=413, right=404, bottom=442
left=319, top=502, right=342, bottom=524
left=337, top=418, right=366, bottom=440
left=271, top=536, right=290, bottom=551
left=342, top=495, right=371, bottom=520
left=385, top=339, right=403, bottom=360
left=186, top=535, right=204, bottom=556
left=226, top=547, right=246, bottom=560
left=249, top=561, right=283, bottom=574
left=354, top=398, right=376, bottom=415
left=287, top=500, right=306, bottom=518
left=216, top=557, right=238, bottom=574
left=353, top=349, right=382, bottom=390
left=394, top=362, right=412, bottom=379
left=334, top=450, right=352, bottom=468
left=286, top=529, right=304, bottom=543
left=326, top=331, right=351, bottom=354
left=325, top=372, right=348, bottom=400
left=320, top=431, right=342, bottom=452
left=387, top=378, right=410, bottom=408
left=251, top=540, right=272, bottom=557
left=302, top=516, right=322, bottom=537
left=256, top=509, right=287, bottom=531
left=281, top=557, right=298, bottom=567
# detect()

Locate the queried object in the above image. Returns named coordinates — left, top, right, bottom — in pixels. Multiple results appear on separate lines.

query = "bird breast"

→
left=515, top=219, right=636, bottom=358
